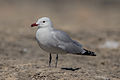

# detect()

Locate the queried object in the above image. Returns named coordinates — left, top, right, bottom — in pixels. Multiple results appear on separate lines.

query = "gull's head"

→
left=31, top=17, right=53, bottom=28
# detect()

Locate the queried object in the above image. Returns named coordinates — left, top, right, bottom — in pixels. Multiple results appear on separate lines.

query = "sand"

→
left=0, top=0, right=120, bottom=80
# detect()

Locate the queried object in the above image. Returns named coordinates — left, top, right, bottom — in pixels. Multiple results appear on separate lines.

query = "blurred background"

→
left=0, top=0, right=120, bottom=80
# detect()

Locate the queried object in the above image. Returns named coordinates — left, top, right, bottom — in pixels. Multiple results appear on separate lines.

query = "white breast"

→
left=36, top=28, right=52, bottom=44
left=36, top=28, right=66, bottom=53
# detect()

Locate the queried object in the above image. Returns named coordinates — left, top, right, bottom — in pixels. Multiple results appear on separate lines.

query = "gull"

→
left=31, top=17, right=96, bottom=67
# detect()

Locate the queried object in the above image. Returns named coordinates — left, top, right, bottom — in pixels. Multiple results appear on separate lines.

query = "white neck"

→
left=38, top=25, right=54, bottom=31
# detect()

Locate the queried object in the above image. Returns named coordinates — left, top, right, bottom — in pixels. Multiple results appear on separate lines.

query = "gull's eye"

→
left=43, top=21, right=45, bottom=23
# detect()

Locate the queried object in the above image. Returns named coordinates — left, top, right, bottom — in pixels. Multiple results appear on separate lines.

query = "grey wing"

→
left=72, top=40, right=82, bottom=47
left=52, top=30, right=85, bottom=54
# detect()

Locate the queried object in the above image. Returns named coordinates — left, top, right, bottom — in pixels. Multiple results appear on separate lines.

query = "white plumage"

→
left=31, top=17, right=96, bottom=67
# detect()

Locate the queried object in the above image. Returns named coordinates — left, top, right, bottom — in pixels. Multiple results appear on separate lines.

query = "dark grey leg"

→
left=49, top=53, right=52, bottom=67
left=55, top=54, right=58, bottom=67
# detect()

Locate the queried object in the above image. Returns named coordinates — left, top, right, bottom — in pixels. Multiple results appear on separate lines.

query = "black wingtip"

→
left=83, top=49, right=96, bottom=56
left=91, top=52, right=96, bottom=56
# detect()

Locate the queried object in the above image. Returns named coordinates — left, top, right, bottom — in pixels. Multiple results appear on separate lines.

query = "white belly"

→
left=36, top=28, right=66, bottom=54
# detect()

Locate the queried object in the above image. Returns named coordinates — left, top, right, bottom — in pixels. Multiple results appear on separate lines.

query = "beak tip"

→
left=31, top=24, right=34, bottom=27
left=31, top=23, right=38, bottom=27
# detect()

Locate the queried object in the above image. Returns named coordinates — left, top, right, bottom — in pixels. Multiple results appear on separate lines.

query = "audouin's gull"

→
left=31, top=17, right=96, bottom=67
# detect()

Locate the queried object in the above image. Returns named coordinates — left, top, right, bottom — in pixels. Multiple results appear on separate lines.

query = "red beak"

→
left=31, top=23, right=38, bottom=27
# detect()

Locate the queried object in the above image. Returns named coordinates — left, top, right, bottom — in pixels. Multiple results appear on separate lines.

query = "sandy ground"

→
left=0, top=1, right=120, bottom=80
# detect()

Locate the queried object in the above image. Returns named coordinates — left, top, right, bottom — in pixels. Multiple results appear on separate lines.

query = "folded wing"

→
left=51, top=29, right=85, bottom=54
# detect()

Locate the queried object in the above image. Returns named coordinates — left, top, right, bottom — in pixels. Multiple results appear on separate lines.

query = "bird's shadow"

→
left=61, top=67, right=80, bottom=71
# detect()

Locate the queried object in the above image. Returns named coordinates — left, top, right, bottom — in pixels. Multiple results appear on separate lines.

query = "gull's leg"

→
left=55, top=54, right=58, bottom=67
left=49, top=53, right=52, bottom=67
